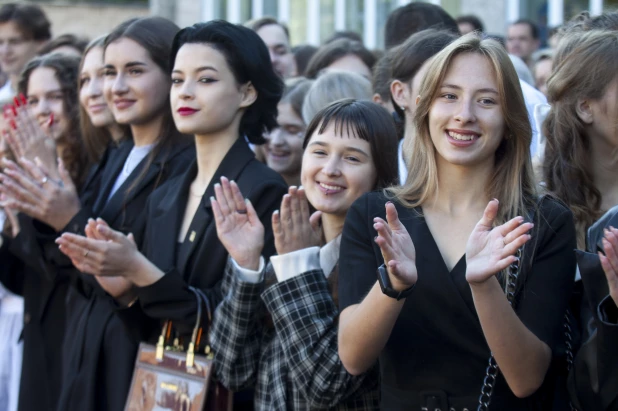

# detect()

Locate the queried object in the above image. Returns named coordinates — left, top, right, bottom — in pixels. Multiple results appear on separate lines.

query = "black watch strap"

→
left=377, top=264, right=415, bottom=301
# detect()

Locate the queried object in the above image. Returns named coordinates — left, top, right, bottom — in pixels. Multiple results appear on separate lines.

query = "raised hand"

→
left=600, top=226, right=618, bottom=307
left=211, top=176, right=264, bottom=271
left=3, top=96, right=58, bottom=179
left=373, top=202, right=417, bottom=290
left=465, top=199, right=533, bottom=285
left=272, top=185, right=322, bottom=256
left=0, top=157, right=80, bottom=231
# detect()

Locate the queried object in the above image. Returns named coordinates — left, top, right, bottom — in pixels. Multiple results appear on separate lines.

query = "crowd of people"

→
left=0, top=1, right=616, bottom=411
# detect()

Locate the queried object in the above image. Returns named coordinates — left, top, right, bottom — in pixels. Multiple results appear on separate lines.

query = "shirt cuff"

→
left=270, top=247, right=320, bottom=282
left=231, top=256, right=265, bottom=284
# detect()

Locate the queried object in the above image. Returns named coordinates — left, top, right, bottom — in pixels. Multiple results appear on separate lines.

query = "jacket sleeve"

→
left=595, top=295, right=618, bottom=409
left=262, top=269, right=379, bottom=408
left=210, top=258, right=265, bottom=391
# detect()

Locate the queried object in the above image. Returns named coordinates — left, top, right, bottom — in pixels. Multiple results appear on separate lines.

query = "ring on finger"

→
left=236, top=208, right=247, bottom=215
left=41, top=176, right=48, bottom=185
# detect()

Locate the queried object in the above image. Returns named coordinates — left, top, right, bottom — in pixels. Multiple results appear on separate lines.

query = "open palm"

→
left=466, top=200, right=533, bottom=284
left=211, top=176, right=264, bottom=270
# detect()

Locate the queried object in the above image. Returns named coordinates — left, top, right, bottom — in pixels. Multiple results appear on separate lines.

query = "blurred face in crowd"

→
left=506, top=23, right=539, bottom=62
left=586, top=77, right=618, bottom=149
left=533, top=58, right=552, bottom=97
left=326, top=54, right=372, bottom=80
left=170, top=43, right=255, bottom=137
left=103, top=38, right=170, bottom=126
left=0, top=21, right=42, bottom=77
left=80, top=46, right=116, bottom=128
left=256, top=24, right=295, bottom=79
left=458, top=22, right=476, bottom=35
left=301, top=122, right=377, bottom=217
left=428, top=53, right=505, bottom=168
left=26, top=66, right=70, bottom=142
left=264, top=103, right=305, bottom=185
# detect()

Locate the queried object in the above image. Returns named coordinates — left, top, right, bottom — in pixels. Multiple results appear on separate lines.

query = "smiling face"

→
left=264, top=102, right=305, bottom=182
left=170, top=43, right=255, bottom=137
left=301, top=122, right=377, bottom=217
left=26, top=66, right=70, bottom=141
left=103, top=38, right=170, bottom=126
left=428, top=52, right=505, bottom=168
left=80, top=46, right=116, bottom=128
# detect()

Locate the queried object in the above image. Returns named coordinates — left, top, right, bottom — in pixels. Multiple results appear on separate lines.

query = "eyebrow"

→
left=103, top=61, right=147, bottom=70
left=441, top=83, right=499, bottom=94
left=171, top=66, right=218, bottom=75
left=308, top=140, right=370, bottom=157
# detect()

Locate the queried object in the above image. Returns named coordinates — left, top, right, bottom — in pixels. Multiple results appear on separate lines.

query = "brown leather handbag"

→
left=124, top=287, right=232, bottom=411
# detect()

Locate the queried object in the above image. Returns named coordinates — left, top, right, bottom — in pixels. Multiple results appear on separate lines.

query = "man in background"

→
left=506, top=19, right=540, bottom=66
left=246, top=17, right=296, bottom=79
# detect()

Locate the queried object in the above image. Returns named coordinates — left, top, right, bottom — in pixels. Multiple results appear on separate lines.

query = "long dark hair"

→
left=170, top=20, right=284, bottom=144
left=104, top=16, right=188, bottom=192
left=18, top=53, right=89, bottom=189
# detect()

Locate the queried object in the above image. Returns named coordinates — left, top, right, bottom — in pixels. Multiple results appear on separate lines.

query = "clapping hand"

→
left=0, top=157, right=80, bottom=231
left=373, top=202, right=417, bottom=290
left=465, top=199, right=534, bottom=285
left=272, top=185, right=322, bottom=256
left=211, top=176, right=264, bottom=271
left=599, top=226, right=618, bottom=307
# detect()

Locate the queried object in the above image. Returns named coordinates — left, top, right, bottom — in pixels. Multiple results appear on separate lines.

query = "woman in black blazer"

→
left=57, top=19, right=287, bottom=400
left=3, top=17, right=193, bottom=411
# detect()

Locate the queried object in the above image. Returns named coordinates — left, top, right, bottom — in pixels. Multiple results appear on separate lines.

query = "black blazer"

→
left=569, top=206, right=618, bottom=411
left=57, top=139, right=195, bottom=411
left=119, top=137, right=287, bottom=343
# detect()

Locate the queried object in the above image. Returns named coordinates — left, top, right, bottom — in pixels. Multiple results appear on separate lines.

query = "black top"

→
left=338, top=192, right=576, bottom=410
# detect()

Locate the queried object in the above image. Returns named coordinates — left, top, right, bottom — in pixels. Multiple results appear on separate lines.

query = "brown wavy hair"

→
left=18, top=53, right=89, bottom=189
left=542, top=30, right=618, bottom=248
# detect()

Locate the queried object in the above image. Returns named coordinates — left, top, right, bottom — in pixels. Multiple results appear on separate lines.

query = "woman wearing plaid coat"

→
left=210, top=100, right=399, bottom=410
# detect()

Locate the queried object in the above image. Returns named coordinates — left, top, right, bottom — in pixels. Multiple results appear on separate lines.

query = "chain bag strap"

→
left=477, top=248, right=522, bottom=411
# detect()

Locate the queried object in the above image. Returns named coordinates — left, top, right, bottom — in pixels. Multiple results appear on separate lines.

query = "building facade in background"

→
left=12, top=0, right=618, bottom=49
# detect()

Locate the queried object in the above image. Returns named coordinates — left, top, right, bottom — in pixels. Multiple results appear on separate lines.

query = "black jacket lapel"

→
left=92, top=140, right=134, bottom=215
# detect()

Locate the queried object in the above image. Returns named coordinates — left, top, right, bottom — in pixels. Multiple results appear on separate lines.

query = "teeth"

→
left=319, top=183, right=343, bottom=191
left=448, top=131, right=476, bottom=141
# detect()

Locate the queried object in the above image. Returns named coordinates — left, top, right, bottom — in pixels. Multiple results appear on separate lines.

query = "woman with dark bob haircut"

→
left=210, top=99, right=398, bottom=410
left=305, top=38, right=377, bottom=80
left=57, top=19, right=288, bottom=409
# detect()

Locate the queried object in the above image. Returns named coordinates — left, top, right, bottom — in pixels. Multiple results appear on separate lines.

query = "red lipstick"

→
left=177, top=107, right=199, bottom=116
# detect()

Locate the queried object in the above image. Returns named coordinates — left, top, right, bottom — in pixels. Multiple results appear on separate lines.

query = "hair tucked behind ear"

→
left=543, top=30, right=618, bottom=248
left=170, top=20, right=284, bottom=144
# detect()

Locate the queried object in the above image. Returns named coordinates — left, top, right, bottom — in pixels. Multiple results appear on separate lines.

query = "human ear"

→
left=575, top=98, right=594, bottom=124
left=239, top=82, right=258, bottom=108
left=390, top=80, right=411, bottom=111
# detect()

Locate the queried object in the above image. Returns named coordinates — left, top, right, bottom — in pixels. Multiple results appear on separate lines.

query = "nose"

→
left=454, top=98, right=476, bottom=124
left=322, top=155, right=342, bottom=177
left=111, top=73, right=128, bottom=95
left=268, top=128, right=285, bottom=146
left=31, top=98, right=50, bottom=117
left=177, top=79, right=195, bottom=101
left=85, top=76, right=103, bottom=99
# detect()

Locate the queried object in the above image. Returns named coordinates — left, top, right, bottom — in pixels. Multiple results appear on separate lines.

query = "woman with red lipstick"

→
left=337, top=34, right=576, bottom=410
left=55, top=20, right=287, bottom=410
left=209, top=99, right=398, bottom=410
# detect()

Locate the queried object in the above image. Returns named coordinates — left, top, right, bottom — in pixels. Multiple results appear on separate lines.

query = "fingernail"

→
left=273, top=210, right=279, bottom=215
left=19, top=93, right=27, bottom=105
left=245, top=198, right=250, bottom=204
left=49, top=113, right=54, bottom=126
left=374, top=236, right=378, bottom=241
left=210, top=196, right=215, bottom=203
left=10, top=119, right=16, bottom=130
left=13, top=97, right=20, bottom=108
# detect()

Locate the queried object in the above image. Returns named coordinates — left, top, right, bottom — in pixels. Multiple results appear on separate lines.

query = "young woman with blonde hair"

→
left=337, top=33, right=576, bottom=410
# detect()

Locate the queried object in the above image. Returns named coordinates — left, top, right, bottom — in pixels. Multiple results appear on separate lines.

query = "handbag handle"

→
left=154, top=286, right=205, bottom=367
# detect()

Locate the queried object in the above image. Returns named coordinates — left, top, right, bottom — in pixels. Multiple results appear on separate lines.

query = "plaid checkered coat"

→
left=211, top=258, right=379, bottom=410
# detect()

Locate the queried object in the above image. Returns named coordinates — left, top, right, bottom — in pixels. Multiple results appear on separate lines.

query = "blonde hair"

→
left=389, top=33, right=537, bottom=225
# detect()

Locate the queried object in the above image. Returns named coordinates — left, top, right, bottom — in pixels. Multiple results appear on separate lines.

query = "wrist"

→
left=377, top=264, right=415, bottom=300
left=235, top=253, right=262, bottom=272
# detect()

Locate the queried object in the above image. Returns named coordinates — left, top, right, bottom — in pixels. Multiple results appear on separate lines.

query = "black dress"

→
left=338, top=192, right=576, bottom=410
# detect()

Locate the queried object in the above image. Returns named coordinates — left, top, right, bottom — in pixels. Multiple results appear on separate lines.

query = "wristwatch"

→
left=377, top=264, right=415, bottom=301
